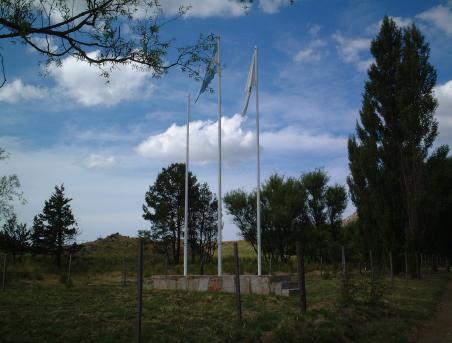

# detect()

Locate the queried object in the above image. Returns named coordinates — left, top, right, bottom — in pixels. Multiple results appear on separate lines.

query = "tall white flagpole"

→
left=255, top=46, right=262, bottom=276
left=217, top=36, right=223, bottom=276
left=184, top=93, right=190, bottom=276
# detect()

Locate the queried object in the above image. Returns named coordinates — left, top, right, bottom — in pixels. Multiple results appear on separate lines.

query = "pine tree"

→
left=31, top=184, right=78, bottom=267
left=348, top=17, right=438, bottom=276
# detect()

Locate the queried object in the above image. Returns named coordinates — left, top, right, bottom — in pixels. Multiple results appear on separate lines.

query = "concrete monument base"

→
left=145, top=275, right=299, bottom=296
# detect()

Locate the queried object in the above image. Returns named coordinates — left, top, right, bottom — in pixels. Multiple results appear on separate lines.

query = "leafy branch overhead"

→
left=0, top=0, right=234, bottom=83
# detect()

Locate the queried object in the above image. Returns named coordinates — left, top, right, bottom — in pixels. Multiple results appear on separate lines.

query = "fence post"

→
left=136, top=239, right=144, bottom=343
left=296, top=241, right=307, bottom=312
left=389, top=251, right=393, bottom=280
left=123, top=256, right=127, bottom=286
left=67, top=253, right=72, bottom=284
left=416, top=252, right=420, bottom=279
left=233, top=242, right=242, bottom=324
left=2, top=254, right=6, bottom=291
left=405, top=251, right=409, bottom=280
left=341, top=246, right=346, bottom=276
left=320, top=255, right=323, bottom=277
left=269, top=254, right=272, bottom=276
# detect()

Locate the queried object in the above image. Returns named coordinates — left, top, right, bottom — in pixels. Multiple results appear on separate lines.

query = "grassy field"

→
left=0, top=272, right=449, bottom=342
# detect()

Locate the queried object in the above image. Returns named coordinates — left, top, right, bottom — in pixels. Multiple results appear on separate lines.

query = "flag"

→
left=241, top=50, right=256, bottom=116
left=195, top=44, right=218, bottom=102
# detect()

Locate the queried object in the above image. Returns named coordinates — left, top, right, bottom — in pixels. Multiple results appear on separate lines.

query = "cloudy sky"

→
left=1, top=0, right=451, bottom=242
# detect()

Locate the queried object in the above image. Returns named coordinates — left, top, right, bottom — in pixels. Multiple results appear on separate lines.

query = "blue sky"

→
left=1, top=0, right=451, bottom=242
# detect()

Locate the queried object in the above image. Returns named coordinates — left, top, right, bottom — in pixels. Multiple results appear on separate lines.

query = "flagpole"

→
left=184, top=93, right=190, bottom=277
left=217, top=35, right=223, bottom=277
left=255, top=46, right=262, bottom=276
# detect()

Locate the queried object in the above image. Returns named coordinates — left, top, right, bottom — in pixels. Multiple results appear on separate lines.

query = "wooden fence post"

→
left=341, top=246, right=346, bottom=276
left=405, top=251, right=409, bottom=280
left=233, top=242, right=242, bottom=324
left=389, top=251, right=393, bottom=280
left=296, top=241, right=307, bottom=312
left=320, top=255, right=323, bottom=277
left=123, top=256, right=127, bottom=286
left=67, top=253, right=72, bottom=284
left=369, top=249, right=374, bottom=280
left=2, top=254, right=6, bottom=291
left=136, top=239, right=144, bottom=343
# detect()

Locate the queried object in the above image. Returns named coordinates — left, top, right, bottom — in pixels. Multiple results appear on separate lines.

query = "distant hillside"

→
left=77, top=233, right=254, bottom=259
left=78, top=233, right=140, bottom=258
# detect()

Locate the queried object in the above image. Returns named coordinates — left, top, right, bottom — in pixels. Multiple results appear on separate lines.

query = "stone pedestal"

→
left=144, top=275, right=298, bottom=296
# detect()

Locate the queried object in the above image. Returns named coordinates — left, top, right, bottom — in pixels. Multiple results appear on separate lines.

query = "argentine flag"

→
left=195, top=44, right=218, bottom=102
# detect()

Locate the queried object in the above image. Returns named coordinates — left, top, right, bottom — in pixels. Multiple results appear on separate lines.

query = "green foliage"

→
left=348, top=17, right=445, bottom=275
left=0, top=148, right=25, bottom=223
left=142, top=163, right=217, bottom=265
left=0, top=0, right=220, bottom=82
left=31, top=184, right=79, bottom=267
left=224, top=171, right=348, bottom=263
left=0, top=213, right=30, bottom=261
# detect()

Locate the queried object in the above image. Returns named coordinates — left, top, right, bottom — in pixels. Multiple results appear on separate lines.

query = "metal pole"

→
left=184, top=94, right=190, bottom=277
left=296, top=241, right=307, bottom=312
left=136, top=239, right=144, bottom=343
left=217, top=35, right=223, bottom=276
left=233, top=242, right=242, bottom=324
left=255, top=46, right=262, bottom=276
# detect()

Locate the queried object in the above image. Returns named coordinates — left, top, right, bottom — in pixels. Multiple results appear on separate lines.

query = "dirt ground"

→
left=415, top=278, right=452, bottom=343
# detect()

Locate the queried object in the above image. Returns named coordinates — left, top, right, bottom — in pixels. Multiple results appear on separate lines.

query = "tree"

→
left=0, top=148, right=25, bottom=223
left=225, top=172, right=349, bottom=264
left=142, top=163, right=217, bottom=265
left=0, top=0, right=255, bottom=87
left=301, top=169, right=329, bottom=230
left=189, top=183, right=217, bottom=268
left=348, top=18, right=439, bottom=276
left=225, top=174, right=308, bottom=263
left=325, top=184, right=347, bottom=242
left=0, top=214, right=30, bottom=262
left=31, top=184, right=78, bottom=267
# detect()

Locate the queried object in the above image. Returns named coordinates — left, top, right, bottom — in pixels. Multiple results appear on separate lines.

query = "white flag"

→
left=241, top=51, right=256, bottom=116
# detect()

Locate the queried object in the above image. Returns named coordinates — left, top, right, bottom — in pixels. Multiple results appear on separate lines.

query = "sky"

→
left=1, top=0, right=451, bottom=243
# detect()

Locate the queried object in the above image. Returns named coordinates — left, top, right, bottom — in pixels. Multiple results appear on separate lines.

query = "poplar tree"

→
left=348, top=17, right=438, bottom=276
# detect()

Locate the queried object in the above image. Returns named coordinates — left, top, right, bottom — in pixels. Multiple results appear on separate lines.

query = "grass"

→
left=0, top=272, right=449, bottom=342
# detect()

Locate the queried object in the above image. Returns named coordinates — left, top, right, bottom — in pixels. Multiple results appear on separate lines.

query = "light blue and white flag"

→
left=195, top=44, right=218, bottom=102
left=241, top=50, right=256, bottom=116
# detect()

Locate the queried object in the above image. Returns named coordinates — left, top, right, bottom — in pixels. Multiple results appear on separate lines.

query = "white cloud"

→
left=48, top=51, right=153, bottom=107
left=308, top=24, right=321, bottom=36
left=417, top=3, right=452, bottom=36
left=136, top=114, right=254, bottom=164
left=134, top=0, right=247, bottom=18
left=367, top=16, right=413, bottom=33
left=434, top=80, right=452, bottom=143
left=81, top=154, right=116, bottom=169
left=294, top=39, right=326, bottom=63
left=389, top=16, right=413, bottom=28
left=333, top=33, right=373, bottom=71
left=136, top=114, right=346, bottom=164
left=0, top=79, right=48, bottom=103
left=261, top=127, right=346, bottom=153
left=259, top=0, right=293, bottom=14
